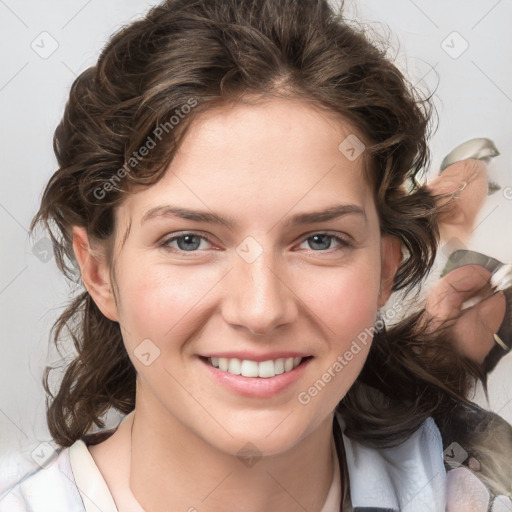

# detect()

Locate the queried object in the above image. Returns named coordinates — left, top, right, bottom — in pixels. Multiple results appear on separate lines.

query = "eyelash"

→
left=159, top=231, right=353, bottom=255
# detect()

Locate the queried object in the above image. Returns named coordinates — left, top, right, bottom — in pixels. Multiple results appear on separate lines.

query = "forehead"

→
left=120, top=98, right=375, bottom=227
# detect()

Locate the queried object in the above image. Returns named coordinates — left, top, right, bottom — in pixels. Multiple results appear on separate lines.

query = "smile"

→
left=198, top=354, right=313, bottom=398
left=208, top=356, right=303, bottom=378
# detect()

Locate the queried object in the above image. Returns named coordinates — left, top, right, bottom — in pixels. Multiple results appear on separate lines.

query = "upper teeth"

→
left=209, top=357, right=303, bottom=378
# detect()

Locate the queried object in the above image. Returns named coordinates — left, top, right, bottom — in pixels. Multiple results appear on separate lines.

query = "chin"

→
left=213, top=430, right=304, bottom=459
left=198, top=409, right=326, bottom=459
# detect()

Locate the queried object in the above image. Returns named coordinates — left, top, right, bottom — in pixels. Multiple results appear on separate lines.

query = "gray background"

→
left=1, top=0, right=511, bottom=490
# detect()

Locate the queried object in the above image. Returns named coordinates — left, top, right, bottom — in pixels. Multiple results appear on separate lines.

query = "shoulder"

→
left=335, top=411, right=512, bottom=511
left=336, top=413, right=446, bottom=511
left=0, top=445, right=84, bottom=512
left=0, top=426, right=121, bottom=512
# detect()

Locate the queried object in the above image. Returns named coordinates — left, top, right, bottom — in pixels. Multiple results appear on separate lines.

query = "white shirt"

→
left=0, top=412, right=508, bottom=512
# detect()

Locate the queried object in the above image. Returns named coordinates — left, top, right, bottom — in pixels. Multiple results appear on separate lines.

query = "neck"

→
left=128, top=398, right=337, bottom=512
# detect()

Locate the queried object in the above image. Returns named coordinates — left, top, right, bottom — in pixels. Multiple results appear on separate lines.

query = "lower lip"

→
left=199, top=357, right=312, bottom=398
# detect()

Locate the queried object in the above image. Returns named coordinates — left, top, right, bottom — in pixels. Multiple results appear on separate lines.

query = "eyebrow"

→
left=141, top=203, right=367, bottom=229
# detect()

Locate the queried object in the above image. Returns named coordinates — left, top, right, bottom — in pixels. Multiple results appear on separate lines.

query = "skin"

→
left=73, top=97, right=402, bottom=512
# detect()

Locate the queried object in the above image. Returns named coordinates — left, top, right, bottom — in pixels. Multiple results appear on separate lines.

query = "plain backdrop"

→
left=1, top=0, right=511, bottom=491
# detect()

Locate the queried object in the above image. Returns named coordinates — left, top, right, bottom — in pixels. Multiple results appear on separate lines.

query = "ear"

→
left=377, top=235, right=402, bottom=308
left=72, top=226, right=119, bottom=322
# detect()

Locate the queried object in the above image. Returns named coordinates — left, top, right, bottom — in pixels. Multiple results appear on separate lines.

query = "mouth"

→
left=201, top=355, right=313, bottom=378
left=198, top=355, right=314, bottom=398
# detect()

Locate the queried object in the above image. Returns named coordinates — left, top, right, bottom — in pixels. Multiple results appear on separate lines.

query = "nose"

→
left=221, top=248, right=298, bottom=337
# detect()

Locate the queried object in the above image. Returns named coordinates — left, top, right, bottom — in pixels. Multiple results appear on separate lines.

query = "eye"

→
left=160, top=232, right=214, bottom=252
left=297, top=232, right=352, bottom=252
left=159, top=231, right=352, bottom=255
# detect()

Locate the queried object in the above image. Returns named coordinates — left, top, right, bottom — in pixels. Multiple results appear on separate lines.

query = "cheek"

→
left=114, top=267, right=202, bottom=343
left=293, top=264, right=379, bottom=421
left=300, top=257, right=381, bottom=339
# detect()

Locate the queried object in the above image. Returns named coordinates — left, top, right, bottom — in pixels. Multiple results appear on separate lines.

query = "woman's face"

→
left=79, top=97, right=401, bottom=456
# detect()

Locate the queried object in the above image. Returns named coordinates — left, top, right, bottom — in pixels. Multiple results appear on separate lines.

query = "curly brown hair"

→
left=30, top=0, right=512, bottom=498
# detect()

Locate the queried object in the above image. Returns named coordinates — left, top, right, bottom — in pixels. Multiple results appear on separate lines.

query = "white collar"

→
left=69, top=432, right=341, bottom=512
left=69, top=439, right=119, bottom=512
left=336, top=411, right=447, bottom=511
left=68, top=413, right=445, bottom=512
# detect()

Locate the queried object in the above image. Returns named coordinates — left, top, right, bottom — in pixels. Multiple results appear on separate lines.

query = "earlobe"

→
left=72, top=226, right=119, bottom=322
left=378, top=235, right=402, bottom=308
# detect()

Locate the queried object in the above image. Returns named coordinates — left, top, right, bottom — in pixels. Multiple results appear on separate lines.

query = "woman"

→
left=1, top=0, right=511, bottom=510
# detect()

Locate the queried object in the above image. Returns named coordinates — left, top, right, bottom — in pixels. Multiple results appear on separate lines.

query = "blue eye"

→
left=160, top=231, right=352, bottom=254
left=161, top=233, right=213, bottom=252
left=299, top=233, right=351, bottom=252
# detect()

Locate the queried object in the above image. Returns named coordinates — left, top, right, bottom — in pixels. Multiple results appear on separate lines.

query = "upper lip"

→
left=199, top=351, right=312, bottom=362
